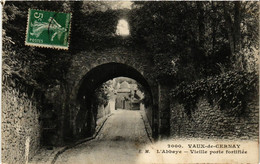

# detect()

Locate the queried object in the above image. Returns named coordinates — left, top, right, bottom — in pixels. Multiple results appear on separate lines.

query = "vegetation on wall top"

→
left=170, top=70, right=258, bottom=116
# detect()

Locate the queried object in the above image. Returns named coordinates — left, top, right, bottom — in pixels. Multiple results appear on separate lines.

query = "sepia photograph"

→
left=1, top=1, right=259, bottom=163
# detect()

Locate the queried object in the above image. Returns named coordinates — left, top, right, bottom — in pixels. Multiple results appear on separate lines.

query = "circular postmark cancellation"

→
left=25, top=9, right=72, bottom=50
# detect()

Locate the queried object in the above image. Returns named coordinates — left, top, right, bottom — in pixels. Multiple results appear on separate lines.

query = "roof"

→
left=120, top=81, right=130, bottom=89
left=117, top=88, right=131, bottom=93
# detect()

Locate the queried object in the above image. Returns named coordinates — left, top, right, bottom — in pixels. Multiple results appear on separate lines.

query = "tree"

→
left=128, top=1, right=258, bottom=83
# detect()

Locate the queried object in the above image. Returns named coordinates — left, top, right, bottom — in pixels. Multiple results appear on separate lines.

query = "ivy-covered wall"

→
left=2, top=87, right=41, bottom=163
left=170, top=71, right=259, bottom=139
left=170, top=96, right=258, bottom=139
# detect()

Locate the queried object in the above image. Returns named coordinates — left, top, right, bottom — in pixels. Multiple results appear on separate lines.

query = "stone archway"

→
left=64, top=62, right=155, bottom=141
left=40, top=47, right=174, bottom=145
left=42, top=47, right=176, bottom=145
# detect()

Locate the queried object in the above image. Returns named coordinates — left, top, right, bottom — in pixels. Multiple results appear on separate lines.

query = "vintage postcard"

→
left=2, top=1, right=259, bottom=164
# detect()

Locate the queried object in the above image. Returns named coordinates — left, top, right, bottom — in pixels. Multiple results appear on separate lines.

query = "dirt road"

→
left=55, top=110, right=151, bottom=164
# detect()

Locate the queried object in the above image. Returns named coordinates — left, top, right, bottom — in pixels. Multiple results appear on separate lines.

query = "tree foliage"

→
left=3, top=2, right=73, bottom=93
left=129, top=2, right=258, bottom=82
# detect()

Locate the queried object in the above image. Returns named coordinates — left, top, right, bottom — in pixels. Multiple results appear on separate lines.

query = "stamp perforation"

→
left=25, top=8, right=72, bottom=50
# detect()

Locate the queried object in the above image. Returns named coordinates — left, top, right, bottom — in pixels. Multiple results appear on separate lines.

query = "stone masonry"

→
left=170, top=96, right=259, bottom=139
left=2, top=87, right=41, bottom=163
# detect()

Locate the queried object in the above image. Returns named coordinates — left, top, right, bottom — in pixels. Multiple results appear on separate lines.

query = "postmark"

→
left=25, top=9, right=72, bottom=50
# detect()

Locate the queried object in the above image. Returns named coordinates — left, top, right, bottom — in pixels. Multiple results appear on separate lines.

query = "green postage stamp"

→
left=25, top=9, right=72, bottom=50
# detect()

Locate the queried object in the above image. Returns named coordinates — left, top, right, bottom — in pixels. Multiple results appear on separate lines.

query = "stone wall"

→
left=2, top=87, right=41, bottom=163
left=71, top=100, right=113, bottom=139
left=170, top=96, right=259, bottom=139
left=158, top=84, right=171, bottom=138
left=143, top=104, right=153, bottom=128
left=96, top=101, right=114, bottom=130
left=97, top=102, right=111, bottom=120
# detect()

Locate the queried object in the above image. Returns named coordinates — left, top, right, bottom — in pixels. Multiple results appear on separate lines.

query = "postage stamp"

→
left=25, top=9, right=72, bottom=50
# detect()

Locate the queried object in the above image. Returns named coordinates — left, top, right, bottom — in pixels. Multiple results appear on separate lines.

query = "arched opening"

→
left=116, top=19, right=130, bottom=36
left=68, top=63, right=154, bottom=140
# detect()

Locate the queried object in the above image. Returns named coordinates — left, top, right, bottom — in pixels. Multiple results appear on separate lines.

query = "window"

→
left=116, top=19, right=130, bottom=36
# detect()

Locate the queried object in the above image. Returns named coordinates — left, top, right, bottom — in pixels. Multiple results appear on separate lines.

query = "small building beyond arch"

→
left=114, top=79, right=143, bottom=110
